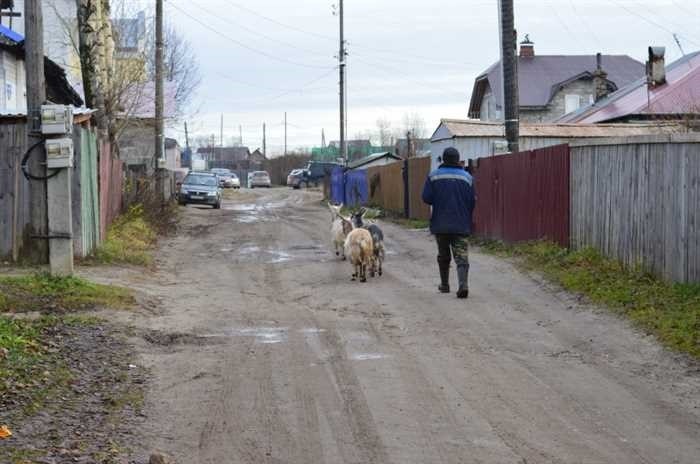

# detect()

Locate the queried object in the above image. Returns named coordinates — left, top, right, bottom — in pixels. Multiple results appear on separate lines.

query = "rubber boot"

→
left=438, top=261, right=450, bottom=293
left=456, top=264, right=469, bottom=299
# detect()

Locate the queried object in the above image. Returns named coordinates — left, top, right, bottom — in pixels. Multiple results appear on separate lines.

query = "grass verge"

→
left=0, top=316, right=94, bottom=416
left=0, top=273, right=133, bottom=313
left=473, top=238, right=700, bottom=357
left=91, top=205, right=157, bottom=266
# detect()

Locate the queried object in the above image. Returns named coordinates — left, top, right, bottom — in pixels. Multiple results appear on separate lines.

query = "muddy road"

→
left=88, top=188, right=700, bottom=463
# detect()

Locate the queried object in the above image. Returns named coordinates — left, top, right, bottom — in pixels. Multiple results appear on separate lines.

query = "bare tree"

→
left=376, top=117, right=393, bottom=146
left=402, top=112, right=427, bottom=139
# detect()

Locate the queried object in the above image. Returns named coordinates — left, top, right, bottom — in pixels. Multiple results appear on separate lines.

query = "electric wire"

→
left=610, top=0, right=700, bottom=47
left=167, top=1, right=333, bottom=70
left=21, top=140, right=60, bottom=181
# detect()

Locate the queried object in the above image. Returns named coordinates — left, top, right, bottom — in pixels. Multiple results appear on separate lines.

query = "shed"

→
left=430, top=119, right=683, bottom=169
left=346, top=152, right=401, bottom=171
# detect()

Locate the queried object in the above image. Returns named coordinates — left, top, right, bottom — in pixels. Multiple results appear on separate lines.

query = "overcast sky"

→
left=150, top=0, right=700, bottom=154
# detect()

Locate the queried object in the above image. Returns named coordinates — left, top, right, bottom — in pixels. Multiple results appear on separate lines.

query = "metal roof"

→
left=432, top=119, right=683, bottom=140
left=346, top=152, right=401, bottom=170
left=558, top=51, right=700, bottom=123
left=469, top=55, right=644, bottom=117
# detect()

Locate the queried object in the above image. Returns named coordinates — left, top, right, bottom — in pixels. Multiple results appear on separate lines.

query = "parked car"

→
left=249, top=170, right=272, bottom=188
left=288, top=161, right=341, bottom=189
left=178, top=172, right=222, bottom=208
left=210, top=168, right=240, bottom=189
left=286, top=169, right=304, bottom=187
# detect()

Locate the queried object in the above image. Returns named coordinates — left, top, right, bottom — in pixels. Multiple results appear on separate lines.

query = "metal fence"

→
left=570, top=135, right=700, bottom=283
left=472, top=145, right=570, bottom=247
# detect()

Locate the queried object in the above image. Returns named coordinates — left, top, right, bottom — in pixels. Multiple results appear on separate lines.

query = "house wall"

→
left=9, top=0, right=83, bottom=95
left=0, top=50, right=27, bottom=113
left=479, top=78, right=596, bottom=123
left=119, top=120, right=156, bottom=171
left=430, top=136, right=571, bottom=170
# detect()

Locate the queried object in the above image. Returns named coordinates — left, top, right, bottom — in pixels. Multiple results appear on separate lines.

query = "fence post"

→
left=403, top=159, right=409, bottom=218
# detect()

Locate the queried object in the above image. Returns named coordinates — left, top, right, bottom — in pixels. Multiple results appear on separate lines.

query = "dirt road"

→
left=88, top=188, right=700, bottom=463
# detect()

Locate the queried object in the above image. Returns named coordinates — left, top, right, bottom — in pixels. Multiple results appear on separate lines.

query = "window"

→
left=564, top=94, right=581, bottom=114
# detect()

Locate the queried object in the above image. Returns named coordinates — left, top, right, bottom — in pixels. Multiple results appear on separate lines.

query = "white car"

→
left=210, top=168, right=240, bottom=189
left=249, top=171, right=271, bottom=188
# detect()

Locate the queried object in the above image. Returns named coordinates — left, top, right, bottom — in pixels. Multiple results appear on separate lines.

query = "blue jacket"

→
left=421, top=165, right=475, bottom=235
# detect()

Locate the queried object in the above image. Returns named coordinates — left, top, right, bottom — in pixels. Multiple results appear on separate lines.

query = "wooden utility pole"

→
left=262, top=122, right=266, bottom=156
left=27, top=0, right=73, bottom=273
left=24, top=0, right=48, bottom=263
left=220, top=114, right=223, bottom=146
left=239, top=124, right=243, bottom=145
left=155, top=0, right=164, bottom=168
left=284, top=112, right=287, bottom=155
left=338, top=0, right=347, bottom=164
left=498, top=0, right=519, bottom=153
left=184, top=121, right=190, bottom=149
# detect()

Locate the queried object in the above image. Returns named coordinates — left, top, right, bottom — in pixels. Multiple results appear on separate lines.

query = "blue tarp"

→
left=330, top=167, right=345, bottom=204
left=344, top=170, right=368, bottom=207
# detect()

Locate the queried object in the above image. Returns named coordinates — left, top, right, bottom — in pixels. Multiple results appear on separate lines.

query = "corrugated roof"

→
left=470, top=54, right=644, bottom=115
left=434, top=119, right=683, bottom=139
left=347, top=152, right=401, bottom=170
left=558, top=51, right=700, bottom=123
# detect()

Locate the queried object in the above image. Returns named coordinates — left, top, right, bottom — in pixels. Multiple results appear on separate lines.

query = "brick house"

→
left=468, top=38, right=645, bottom=123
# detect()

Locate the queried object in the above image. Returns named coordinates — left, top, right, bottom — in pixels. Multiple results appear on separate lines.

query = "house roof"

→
left=557, top=51, right=700, bottom=123
left=468, top=55, right=644, bottom=117
left=346, top=152, right=401, bottom=170
left=197, top=146, right=251, bottom=161
left=431, top=118, right=683, bottom=141
left=119, top=81, right=177, bottom=119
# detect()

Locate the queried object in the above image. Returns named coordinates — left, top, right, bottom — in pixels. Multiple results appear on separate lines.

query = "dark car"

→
left=178, top=172, right=222, bottom=209
left=288, top=161, right=341, bottom=189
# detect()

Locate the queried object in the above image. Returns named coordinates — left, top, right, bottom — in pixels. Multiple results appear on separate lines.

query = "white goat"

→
left=329, top=203, right=352, bottom=260
left=344, top=224, right=374, bottom=282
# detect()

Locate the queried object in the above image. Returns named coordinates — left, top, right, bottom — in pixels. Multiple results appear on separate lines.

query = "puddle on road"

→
left=350, top=353, right=389, bottom=361
left=203, top=327, right=288, bottom=345
left=225, top=242, right=329, bottom=264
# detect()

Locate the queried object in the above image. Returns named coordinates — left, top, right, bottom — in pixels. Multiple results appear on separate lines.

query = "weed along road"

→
left=86, top=188, right=700, bottom=463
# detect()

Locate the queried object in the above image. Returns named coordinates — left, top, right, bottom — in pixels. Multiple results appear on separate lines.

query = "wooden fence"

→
left=407, top=157, right=432, bottom=221
left=473, top=144, right=571, bottom=247
left=367, top=162, right=405, bottom=215
left=571, top=136, right=700, bottom=283
left=0, top=119, right=34, bottom=261
left=0, top=119, right=124, bottom=262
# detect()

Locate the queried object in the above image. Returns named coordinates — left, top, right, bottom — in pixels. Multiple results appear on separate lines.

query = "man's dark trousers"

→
left=436, top=234, right=470, bottom=294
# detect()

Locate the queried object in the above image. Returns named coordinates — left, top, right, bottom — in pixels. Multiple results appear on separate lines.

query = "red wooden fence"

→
left=99, top=141, right=123, bottom=240
left=473, top=144, right=570, bottom=247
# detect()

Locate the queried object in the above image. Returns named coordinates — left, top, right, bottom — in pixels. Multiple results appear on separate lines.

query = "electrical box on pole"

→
left=40, top=105, right=73, bottom=135
left=46, top=139, right=74, bottom=169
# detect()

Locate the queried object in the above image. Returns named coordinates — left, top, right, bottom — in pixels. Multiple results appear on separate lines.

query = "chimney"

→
left=593, top=53, right=609, bottom=102
left=646, top=46, right=666, bottom=87
left=519, top=34, right=534, bottom=58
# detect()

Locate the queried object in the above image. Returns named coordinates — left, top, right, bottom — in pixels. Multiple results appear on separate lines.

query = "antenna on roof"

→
left=673, top=33, right=686, bottom=57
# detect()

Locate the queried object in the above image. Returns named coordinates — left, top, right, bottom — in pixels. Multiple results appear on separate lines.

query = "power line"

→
left=219, top=0, right=337, bottom=41
left=610, top=0, right=700, bottom=47
left=167, top=1, right=333, bottom=69
left=178, top=0, right=333, bottom=59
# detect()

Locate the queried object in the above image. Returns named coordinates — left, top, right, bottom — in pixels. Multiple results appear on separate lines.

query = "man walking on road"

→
left=422, top=147, right=476, bottom=298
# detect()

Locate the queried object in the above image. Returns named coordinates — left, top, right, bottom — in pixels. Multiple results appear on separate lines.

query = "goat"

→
left=344, top=226, right=374, bottom=282
left=350, top=209, right=385, bottom=277
left=329, top=203, right=352, bottom=260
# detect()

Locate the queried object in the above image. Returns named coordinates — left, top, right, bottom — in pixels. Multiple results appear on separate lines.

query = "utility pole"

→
left=338, top=0, right=347, bottom=164
left=283, top=113, right=288, bottom=155
left=184, top=121, right=190, bottom=149
left=25, top=0, right=49, bottom=264
left=239, top=124, right=243, bottom=145
left=321, top=128, right=326, bottom=147
left=155, top=0, right=164, bottom=169
left=498, top=0, right=519, bottom=153
left=262, top=122, right=266, bottom=156
left=220, top=114, right=224, bottom=147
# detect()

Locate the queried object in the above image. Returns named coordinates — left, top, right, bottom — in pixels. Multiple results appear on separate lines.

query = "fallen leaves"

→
left=0, top=424, right=12, bottom=439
